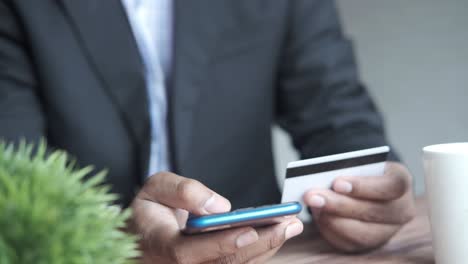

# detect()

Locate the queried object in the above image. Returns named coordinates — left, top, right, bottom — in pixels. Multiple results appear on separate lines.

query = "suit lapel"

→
left=59, top=0, right=217, bottom=175
left=170, top=0, right=216, bottom=173
left=59, top=0, right=150, bottom=167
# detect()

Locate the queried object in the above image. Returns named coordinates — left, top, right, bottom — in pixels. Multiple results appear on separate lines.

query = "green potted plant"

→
left=0, top=141, right=139, bottom=264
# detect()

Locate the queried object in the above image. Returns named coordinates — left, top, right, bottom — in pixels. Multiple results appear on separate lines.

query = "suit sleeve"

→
left=0, top=0, right=45, bottom=143
left=276, top=0, right=398, bottom=160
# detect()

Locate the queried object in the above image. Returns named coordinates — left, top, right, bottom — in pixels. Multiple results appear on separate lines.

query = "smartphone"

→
left=182, top=201, right=302, bottom=234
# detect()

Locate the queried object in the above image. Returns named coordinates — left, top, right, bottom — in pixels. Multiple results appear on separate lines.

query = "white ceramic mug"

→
left=423, top=143, right=468, bottom=264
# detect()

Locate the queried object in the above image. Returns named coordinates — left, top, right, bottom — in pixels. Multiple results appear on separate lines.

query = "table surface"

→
left=270, top=197, right=434, bottom=264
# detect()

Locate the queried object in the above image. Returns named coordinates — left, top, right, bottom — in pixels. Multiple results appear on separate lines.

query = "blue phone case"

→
left=182, top=202, right=302, bottom=234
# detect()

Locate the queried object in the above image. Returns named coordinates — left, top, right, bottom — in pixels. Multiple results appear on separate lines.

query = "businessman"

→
left=0, top=0, right=415, bottom=263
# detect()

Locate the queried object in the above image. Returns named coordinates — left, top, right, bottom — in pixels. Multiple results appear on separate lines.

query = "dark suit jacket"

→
left=0, top=0, right=395, bottom=208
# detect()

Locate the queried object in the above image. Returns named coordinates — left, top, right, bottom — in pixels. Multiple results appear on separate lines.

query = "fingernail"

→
left=285, top=222, right=303, bottom=240
left=236, top=230, right=259, bottom=248
left=334, top=180, right=353, bottom=193
left=203, top=194, right=229, bottom=214
left=308, top=195, right=326, bottom=208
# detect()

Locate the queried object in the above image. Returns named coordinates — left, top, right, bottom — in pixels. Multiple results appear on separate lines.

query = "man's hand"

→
left=129, top=172, right=303, bottom=264
left=303, top=162, right=416, bottom=253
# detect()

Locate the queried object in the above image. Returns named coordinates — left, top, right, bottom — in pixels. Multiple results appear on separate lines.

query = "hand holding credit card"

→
left=281, top=146, right=390, bottom=214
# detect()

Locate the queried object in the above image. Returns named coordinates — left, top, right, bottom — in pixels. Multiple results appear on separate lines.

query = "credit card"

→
left=281, top=146, right=390, bottom=219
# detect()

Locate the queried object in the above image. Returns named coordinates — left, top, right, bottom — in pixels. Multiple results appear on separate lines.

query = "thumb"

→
left=139, top=172, right=231, bottom=215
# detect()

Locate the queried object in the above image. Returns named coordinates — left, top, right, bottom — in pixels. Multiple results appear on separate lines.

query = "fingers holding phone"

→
left=202, top=218, right=303, bottom=264
left=129, top=172, right=303, bottom=264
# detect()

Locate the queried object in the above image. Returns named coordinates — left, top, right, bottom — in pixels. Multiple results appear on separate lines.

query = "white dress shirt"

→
left=121, top=0, right=173, bottom=175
